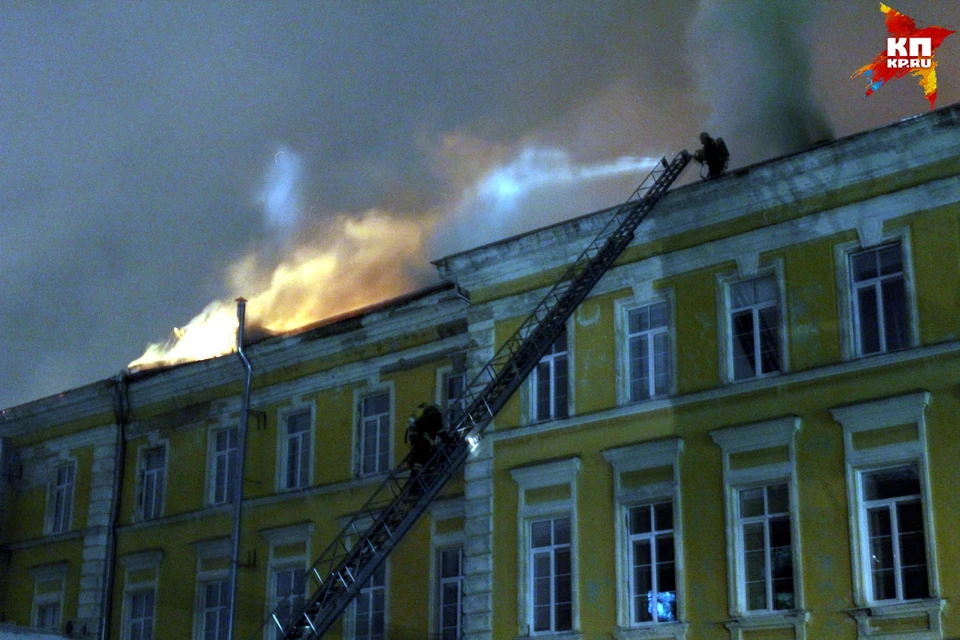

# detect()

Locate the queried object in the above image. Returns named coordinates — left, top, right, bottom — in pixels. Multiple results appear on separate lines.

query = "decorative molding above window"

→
left=711, top=417, right=805, bottom=633
left=831, top=392, right=939, bottom=639
left=119, top=549, right=164, bottom=572
left=191, top=536, right=232, bottom=560
left=260, top=522, right=315, bottom=547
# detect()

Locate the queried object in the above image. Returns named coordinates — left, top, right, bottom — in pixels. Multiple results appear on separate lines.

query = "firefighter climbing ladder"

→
left=260, top=149, right=692, bottom=639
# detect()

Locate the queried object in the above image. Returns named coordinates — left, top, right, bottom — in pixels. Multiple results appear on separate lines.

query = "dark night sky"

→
left=2, top=1, right=958, bottom=409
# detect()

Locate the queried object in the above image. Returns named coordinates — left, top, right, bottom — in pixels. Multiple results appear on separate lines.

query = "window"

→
left=211, top=428, right=238, bottom=505
left=35, top=601, right=61, bottom=631
left=530, top=517, right=572, bottom=633
left=628, top=502, right=677, bottom=623
left=850, top=243, right=909, bottom=356
left=832, top=392, right=939, bottom=617
left=139, top=446, right=166, bottom=520
left=201, top=580, right=230, bottom=640
left=359, top=393, right=390, bottom=476
left=511, top=458, right=581, bottom=637
left=442, top=371, right=467, bottom=426
left=712, top=417, right=804, bottom=632
left=531, top=329, right=569, bottom=422
left=437, top=548, right=464, bottom=640
left=127, top=589, right=156, bottom=640
left=603, top=438, right=685, bottom=637
left=354, top=564, right=386, bottom=640
left=737, top=484, right=795, bottom=611
left=49, top=462, right=75, bottom=534
left=272, top=567, right=305, bottom=639
left=282, top=411, right=311, bottom=490
left=860, top=465, right=929, bottom=602
left=626, top=302, right=670, bottom=401
left=728, top=275, right=780, bottom=380
left=31, top=563, right=67, bottom=633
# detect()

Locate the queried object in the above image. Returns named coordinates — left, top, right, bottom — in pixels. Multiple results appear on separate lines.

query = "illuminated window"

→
left=850, top=243, right=909, bottom=356
left=603, top=438, right=685, bottom=637
left=628, top=502, right=677, bottom=623
left=625, top=301, right=671, bottom=401
left=531, top=329, right=569, bottom=422
left=359, top=393, right=391, bottom=476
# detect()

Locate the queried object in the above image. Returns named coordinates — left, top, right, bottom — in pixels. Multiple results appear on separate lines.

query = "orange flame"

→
left=128, top=209, right=435, bottom=370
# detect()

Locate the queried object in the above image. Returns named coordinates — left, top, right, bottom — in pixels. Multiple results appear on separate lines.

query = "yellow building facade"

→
left=2, top=105, right=960, bottom=640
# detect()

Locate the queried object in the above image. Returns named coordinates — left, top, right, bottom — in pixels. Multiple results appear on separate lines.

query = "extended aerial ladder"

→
left=260, top=149, right=692, bottom=639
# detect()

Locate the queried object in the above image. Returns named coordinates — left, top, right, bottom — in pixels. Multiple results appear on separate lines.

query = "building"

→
left=2, top=104, right=960, bottom=640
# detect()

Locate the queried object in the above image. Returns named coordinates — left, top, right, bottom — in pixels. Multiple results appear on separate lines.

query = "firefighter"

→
left=693, top=132, right=729, bottom=179
left=406, top=403, right=444, bottom=468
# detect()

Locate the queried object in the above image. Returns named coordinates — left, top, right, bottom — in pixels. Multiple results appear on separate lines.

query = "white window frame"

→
left=31, top=562, right=67, bottom=633
left=834, top=229, right=919, bottom=361
left=831, top=392, right=943, bottom=638
left=350, top=562, right=388, bottom=640
left=207, top=426, right=239, bottom=506
left=526, top=325, right=573, bottom=424
left=857, top=465, right=928, bottom=602
left=136, top=441, right=168, bottom=522
left=716, top=264, right=788, bottom=383
left=192, top=537, right=232, bottom=640
left=615, top=294, right=676, bottom=405
left=528, top=516, right=573, bottom=635
left=275, top=405, right=314, bottom=491
left=428, top=498, right=466, bottom=640
left=510, top=457, right=581, bottom=638
left=436, top=546, right=464, bottom=640
left=199, top=579, right=230, bottom=640
left=270, top=566, right=306, bottom=639
left=603, top=439, right=686, bottom=640
left=711, top=417, right=807, bottom=637
left=436, top=365, right=468, bottom=426
left=353, top=384, right=394, bottom=478
left=119, top=550, right=163, bottom=640
left=261, top=523, right=313, bottom=640
left=46, top=459, right=76, bottom=535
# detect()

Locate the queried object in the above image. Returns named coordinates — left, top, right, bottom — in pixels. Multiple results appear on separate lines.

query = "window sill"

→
left=724, top=610, right=809, bottom=639
left=514, top=631, right=582, bottom=640
left=846, top=598, right=945, bottom=639
left=614, top=622, right=688, bottom=640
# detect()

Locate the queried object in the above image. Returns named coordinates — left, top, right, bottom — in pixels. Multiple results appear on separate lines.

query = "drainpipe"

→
left=228, top=298, right=253, bottom=640
left=100, top=372, right=129, bottom=640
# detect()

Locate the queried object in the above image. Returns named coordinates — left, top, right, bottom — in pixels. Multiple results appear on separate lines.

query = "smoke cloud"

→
left=689, top=0, right=835, bottom=165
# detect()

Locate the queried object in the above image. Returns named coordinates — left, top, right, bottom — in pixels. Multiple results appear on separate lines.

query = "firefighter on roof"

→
left=694, top=132, right=729, bottom=179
